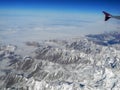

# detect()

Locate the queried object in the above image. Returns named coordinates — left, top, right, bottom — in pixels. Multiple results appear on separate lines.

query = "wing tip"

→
left=102, top=11, right=111, bottom=21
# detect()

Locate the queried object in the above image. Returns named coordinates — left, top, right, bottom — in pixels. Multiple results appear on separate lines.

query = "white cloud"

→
left=0, top=12, right=119, bottom=45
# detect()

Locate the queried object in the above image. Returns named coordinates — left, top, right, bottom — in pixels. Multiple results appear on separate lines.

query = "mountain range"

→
left=0, top=31, right=120, bottom=90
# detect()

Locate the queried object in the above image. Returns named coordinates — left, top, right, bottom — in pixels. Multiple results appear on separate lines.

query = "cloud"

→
left=0, top=12, right=120, bottom=45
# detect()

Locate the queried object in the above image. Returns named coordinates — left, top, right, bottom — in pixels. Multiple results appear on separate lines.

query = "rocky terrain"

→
left=0, top=31, right=120, bottom=90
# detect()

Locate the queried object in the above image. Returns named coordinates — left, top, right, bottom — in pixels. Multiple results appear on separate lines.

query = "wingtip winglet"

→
left=102, top=11, right=111, bottom=21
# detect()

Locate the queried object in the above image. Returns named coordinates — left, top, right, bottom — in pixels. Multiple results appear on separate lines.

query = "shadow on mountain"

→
left=86, top=31, right=120, bottom=46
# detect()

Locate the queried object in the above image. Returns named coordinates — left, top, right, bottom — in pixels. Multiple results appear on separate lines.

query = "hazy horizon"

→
left=0, top=0, right=120, bottom=45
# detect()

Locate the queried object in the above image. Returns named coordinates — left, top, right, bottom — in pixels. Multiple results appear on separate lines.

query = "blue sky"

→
left=0, top=0, right=120, bottom=14
left=0, top=0, right=120, bottom=45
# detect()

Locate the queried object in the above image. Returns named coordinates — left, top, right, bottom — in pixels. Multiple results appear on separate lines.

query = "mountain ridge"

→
left=0, top=31, right=120, bottom=90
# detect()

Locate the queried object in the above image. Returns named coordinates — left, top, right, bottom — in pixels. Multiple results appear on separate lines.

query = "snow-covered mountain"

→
left=86, top=31, right=120, bottom=46
left=1, top=31, right=120, bottom=90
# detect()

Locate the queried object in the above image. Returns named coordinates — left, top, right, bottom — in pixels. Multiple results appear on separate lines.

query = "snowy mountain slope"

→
left=0, top=31, right=120, bottom=90
left=86, top=31, right=120, bottom=46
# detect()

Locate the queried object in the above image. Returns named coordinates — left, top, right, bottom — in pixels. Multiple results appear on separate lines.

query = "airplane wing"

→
left=103, top=11, right=120, bottom=21
left=103, top=11, right=111, bottom=21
